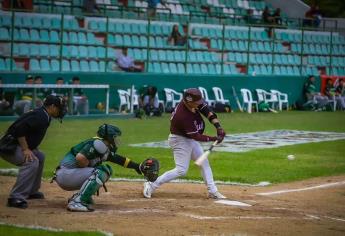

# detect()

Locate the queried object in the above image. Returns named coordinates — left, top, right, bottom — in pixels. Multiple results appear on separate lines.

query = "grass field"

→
left=0, top=111, right=345, bottom=184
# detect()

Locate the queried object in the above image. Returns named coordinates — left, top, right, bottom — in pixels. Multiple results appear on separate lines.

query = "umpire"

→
left=0, top=95, right=67, bottom=209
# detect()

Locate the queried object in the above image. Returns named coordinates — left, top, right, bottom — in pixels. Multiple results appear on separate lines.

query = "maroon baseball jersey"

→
left=170, top=102, right=205, bottom=137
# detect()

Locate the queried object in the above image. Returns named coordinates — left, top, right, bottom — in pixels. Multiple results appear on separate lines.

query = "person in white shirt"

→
left=117, top=48, right=143, bottom=72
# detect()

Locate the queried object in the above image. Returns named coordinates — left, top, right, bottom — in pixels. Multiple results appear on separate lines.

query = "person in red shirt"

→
left=143, top=88, right=227, bottom=199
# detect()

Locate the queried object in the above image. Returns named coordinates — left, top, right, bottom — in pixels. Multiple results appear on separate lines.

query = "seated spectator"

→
left=83, top=0, right=100, bottom=14
left=117, top=48, right=143, bottom=72
left=303, top=75, right=329, bottom=111
left=262, top=6, right=275, bottom=24
left=34, top=76, right=50, bottom=108
left=272, top=8, right=282, bottom=25
left=334, top=78, right=345, bottom=110
left=0, top=77, right=13, bottom=115
left=168, top=24, right=187, bottom=46
left=13, top=75, right=34, bottom=115
left=244, top=9, right=256, bottom=25
left=303, top=5, right=322, bottom=27
left=71, top=77, right=89, bottom=115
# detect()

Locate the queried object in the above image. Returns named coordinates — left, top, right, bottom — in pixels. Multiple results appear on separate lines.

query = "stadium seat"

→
left=40, top=59, right=51, bottom=71
left=30, top=59, right=40, bottom=71
left=62, top=60, right=71, bottom=71
left=51, top=59, right=60, bottom=71
left=39, top=44, right=49, bottom=57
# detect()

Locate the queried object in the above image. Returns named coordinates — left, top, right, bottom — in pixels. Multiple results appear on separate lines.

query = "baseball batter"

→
left=53, top=124, right=158, bottom=212
left=143, top=88, right=226, bottom=199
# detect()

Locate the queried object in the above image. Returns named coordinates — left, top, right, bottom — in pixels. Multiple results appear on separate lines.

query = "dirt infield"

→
left=1, top=175, right=345, bottom=236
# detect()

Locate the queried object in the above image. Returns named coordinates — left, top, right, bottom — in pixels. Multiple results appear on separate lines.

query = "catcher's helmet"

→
left=97, top=124, right=121, bottom=146
left=183, top=88, right=204, bottom=105
left=44, top=95, right=68, bottom=122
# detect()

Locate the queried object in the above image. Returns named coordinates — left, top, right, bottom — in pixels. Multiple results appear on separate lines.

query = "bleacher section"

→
left=0, top=0, right=344, bottom=76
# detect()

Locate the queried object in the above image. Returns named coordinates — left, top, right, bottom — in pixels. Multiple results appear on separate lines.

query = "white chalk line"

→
left=0, top=221, right=113, bottom=236
left=179, top=213, right=305, bottom=221
left=257, top=181, right=345, bottom=196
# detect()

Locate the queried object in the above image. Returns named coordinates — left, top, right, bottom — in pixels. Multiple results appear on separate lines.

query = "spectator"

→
left=303, top=75, right=329, bottom=111
left=272, top=8, right=282, bottom=25
left=244, top=9, right=256, bottom=25
left=117, top=48, right=143, bottom=72
left=262, top=6, right=274, bottom=24
left=334, top=78, right=345, bottom=110
left=262, top=7, right=275, bottom=38
left=83, top=0, right=100, bottom=14
left=13, top=75, right=34, bottom=115
left=71, top=77, right=89, bottom=115
left=324, top=78, right=335, bottom=99
left=34, top=76, right=50, bottom=108
left=168, top=24, right=187, bottom=46
left=147, top=0, right=167, bottom=19
left=0, top=78, right=13, bottom=116
left=304, top=5, right=322, bottom=27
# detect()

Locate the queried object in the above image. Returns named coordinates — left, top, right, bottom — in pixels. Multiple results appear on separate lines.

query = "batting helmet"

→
left=183, top=88, right=204, bottom=105
left=97, top=124, right=121, bottom=146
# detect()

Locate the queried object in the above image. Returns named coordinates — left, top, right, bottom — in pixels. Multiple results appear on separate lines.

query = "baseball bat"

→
left=194, top=140, right=218, bottom=166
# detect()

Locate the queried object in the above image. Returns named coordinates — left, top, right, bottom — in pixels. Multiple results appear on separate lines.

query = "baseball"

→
left=287, top=155, right=295, bottom=160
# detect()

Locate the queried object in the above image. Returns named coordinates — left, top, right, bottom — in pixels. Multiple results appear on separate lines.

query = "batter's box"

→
left=130, top=130, right=345, bottom=153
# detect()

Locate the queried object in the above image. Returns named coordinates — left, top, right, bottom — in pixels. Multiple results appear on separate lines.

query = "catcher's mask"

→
left=97, top=124, right=121, bottom=147
left=43, top=95, right=67, bottom=122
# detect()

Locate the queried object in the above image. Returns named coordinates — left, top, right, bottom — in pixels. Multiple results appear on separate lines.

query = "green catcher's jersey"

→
left=60, top=138, right=118, bottom=169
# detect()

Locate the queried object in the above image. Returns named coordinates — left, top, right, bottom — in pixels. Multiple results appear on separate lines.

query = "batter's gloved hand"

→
left=216, top=128, right=226, bottom=143
left=139, top=157, right=160, bottom=182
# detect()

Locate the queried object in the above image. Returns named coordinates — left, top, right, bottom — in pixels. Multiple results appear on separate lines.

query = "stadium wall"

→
left=0, top=73, right=318, bottom=111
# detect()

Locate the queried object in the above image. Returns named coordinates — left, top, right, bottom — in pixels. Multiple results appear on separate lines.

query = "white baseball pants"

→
left=151, top=134, right=218, bottom=194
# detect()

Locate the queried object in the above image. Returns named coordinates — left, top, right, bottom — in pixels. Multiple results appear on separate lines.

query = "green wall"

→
left=0, top=72, right=319, bottom=111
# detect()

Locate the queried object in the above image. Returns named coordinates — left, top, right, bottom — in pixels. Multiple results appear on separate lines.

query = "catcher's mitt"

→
left=140, top=157, right=160, bottom=182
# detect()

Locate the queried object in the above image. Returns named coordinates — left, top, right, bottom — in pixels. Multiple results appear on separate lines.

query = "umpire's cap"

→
left=44, top=95, right=68, bottom=121
left=183, top=88, right=204, bottom=105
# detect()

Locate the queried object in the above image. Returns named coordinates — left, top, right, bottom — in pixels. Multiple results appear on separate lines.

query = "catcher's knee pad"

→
left=96, top=164, right=113, bottom=182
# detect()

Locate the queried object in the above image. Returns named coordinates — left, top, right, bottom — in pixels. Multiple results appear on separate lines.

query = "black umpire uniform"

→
left=0, top=95, right=67, bottom=208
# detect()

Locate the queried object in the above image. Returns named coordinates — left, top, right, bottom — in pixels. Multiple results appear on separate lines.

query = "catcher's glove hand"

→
left=140, top=157, right=160, bottom=182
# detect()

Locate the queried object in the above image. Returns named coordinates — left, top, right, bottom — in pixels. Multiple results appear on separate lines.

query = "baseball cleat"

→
left=67, top=200, right=94, bottom=212
left=143, top=181, right=153, bottom=198
left=208, top=191, right=227, bottom=199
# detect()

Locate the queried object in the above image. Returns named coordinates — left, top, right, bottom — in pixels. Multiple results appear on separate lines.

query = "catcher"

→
left=53, top=124, right=159, bottom=212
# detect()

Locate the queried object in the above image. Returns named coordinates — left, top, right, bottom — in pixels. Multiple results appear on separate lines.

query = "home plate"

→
left=215, top=200, right=252, bottom=207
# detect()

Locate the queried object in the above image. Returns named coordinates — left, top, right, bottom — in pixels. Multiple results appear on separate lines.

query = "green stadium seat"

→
left=49, top=30, right=59, bottom=43
left=0, top=28, right=10, bottom=40
left=39, top=44, right=49, bottom=57
left=30, top=44, right=39, bottom=57
left=107, top=47, right=116, bottom=59
left=150, top=50, right=159, bottom=61
left=88, top=46, right=97, bottom=58
left=40, top=59, right=51, bottom=71
left=153, top=62, right=161, bottom=73
left=18, top=43, right=29, bottom=56
left=139, top=36, right=148, bottom=47
left=193, top=64, right=201, bottom=74
left=114, top=34, right=123, bottom=46
left=20, top=29, right=30, bottom=41
left=99, top=61, right=105, bottom=72
left=70, top=46, right=79, bottom=58
left=51, top=59, right=60, bottom=71
left=149, top=36, right=156, bottom=47
left=77, top=32, right=87, bottom=44
left=158, top=50, right=167, bottom=61
left=1, top=16, right=11, bottom=27
left=97, top=47, right=106, bottom=59
left=201, top=64, right=208, bottom=74
left=79, top=46, right=88, bottom=58
left=49, top=45, right=59, bottom=58
left=69, top=32, right=78, bottom=44
left=177, top=63, right=185, bottom=73
left=22, top=16, right=32, bottom=28
left=86, top=32, right=100, bottom=45
left=187, top=64, right=193, bottom=74
left=90, top=61, right=99, bottom=72
left=40, top=29, right=49, bottom=42
left=62, top=32, right=69, bottom=43
left=123, top=24, right=131, bottom=34
left=80, top=60, right=90, bottom=72
left=30, top=59, right=40, bottom=71
left=51, top=18, right=61, bottom=30
left=169, top=63, right=178, bottom=73
left=155, top=36, right=165, bottom=48
left=196, top=52, right=204, bottom=62
left=71, top=60, right=80, bottom=72
left=166, top=51, right=174, bottom=61
left=62, top=46, right=70, bottom=58
left=274, top=66, right=281, bottom=75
